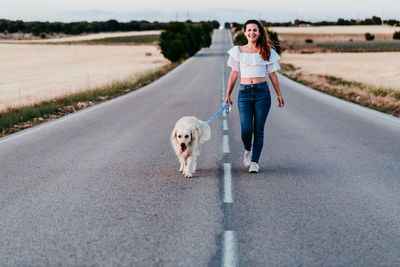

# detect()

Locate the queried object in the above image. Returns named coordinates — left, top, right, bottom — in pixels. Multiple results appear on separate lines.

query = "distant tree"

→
left=159, top=21, right=217, bottom=62
left=350, top=19, right=358, bottom=25
left=106, top=19, right=119, bottom=32
left=7, top=21, right=18, bottom=33
left=294, top=19, right=311, bottom=25
left=393, top=31, right=400, bottom=40
left=267, top=28, right=281, bottom=54
left=262, top=20, right=293, bottom=27
left=71, top=22, right=88, bottom=34
left=234, top=32, right=247, bottom=45
left=47, top=22, right=63, bottom=33
left=15, top=20, right=26, bottom=31
left=31, top=26, right=41, bottom=36
left=234, top=25, right=242, bottom=32
left=384, top=19, right=399, bottom=26
left=0, top=19, right=8, bottom=33
left=337, top=18, right=352, bottom=25
left=365, top=32, right=375, bottom=41
left=87, top=23, right=100, bottom=33
left=314, top=20, right=335, bottom=26
left=361, top=18, right=373, bottom=25
left=371, top=16, right=382, bottom=25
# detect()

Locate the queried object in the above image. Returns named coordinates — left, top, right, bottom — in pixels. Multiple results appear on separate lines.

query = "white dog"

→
left=171, top=116, right=211, bottom=178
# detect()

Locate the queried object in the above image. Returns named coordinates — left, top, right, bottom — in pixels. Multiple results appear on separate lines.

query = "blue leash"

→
left=195, top=103, right=231, bottom=130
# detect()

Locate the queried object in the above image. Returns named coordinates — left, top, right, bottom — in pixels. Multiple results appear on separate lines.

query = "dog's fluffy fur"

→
left=171, top=116, right=211, bottom=178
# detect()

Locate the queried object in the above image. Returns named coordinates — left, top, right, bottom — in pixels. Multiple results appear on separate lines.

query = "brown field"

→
left=0, top=43, right=169, bottom=112
left=269, top=25, right=400, bottom=43
left=0, top=30, right=162, bottom=43
left=280, top=52, right=400, bottom=90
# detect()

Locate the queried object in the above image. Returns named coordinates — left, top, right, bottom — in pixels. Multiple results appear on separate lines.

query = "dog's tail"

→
left=199, top=122, right=211, bottom=143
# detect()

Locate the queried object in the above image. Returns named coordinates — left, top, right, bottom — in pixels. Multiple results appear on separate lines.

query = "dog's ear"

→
left=171, top=128, right=178, bottom=143
left=188, top=129, right=195, bottom=146
left=191, top=129, right=195, bottom=141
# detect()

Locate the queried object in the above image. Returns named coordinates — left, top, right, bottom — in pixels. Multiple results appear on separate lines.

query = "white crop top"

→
left=226, top=46, right=280, bottom=78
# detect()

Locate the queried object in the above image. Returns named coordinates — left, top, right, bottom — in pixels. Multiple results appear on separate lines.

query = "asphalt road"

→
left=1, top=29, right=400, bottom=266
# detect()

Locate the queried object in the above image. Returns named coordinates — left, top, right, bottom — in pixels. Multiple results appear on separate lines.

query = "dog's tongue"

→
left=181, top=147, right=187, bottom=152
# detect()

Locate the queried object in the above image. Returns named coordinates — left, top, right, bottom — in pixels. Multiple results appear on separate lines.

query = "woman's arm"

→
left=268, top=71, right=284, bottom=108
left=224, top=70, right=239, bottom=105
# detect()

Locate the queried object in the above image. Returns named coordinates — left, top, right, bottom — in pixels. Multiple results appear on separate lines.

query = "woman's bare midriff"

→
left=240, top=77, right=266, bottom=85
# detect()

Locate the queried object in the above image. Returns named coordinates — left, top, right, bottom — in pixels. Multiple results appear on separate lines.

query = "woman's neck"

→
left=246, top=41, right=257, bottom=49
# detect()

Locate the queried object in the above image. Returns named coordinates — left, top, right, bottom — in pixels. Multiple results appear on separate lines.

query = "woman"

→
left=224, top=19, right=284, bottom=173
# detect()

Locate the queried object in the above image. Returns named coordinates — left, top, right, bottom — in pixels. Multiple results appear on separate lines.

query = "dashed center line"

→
left=221, top=230, right=239, bottom=267
left=223, top=163, right=234, bottom=203
left=220, top=29, right=238, bottom=267
left=222, top=135, right=230, bottom=153
left=223, top=119, right=228, bottom=130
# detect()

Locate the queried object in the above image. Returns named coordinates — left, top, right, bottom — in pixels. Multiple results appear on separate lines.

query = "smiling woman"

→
left=224, top=19, right=284, bottom=173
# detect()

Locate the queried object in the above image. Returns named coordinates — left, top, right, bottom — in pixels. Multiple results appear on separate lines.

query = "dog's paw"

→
left=184, top=171, right=192, bottom=178
left=179, top=166, right=184, bottom=172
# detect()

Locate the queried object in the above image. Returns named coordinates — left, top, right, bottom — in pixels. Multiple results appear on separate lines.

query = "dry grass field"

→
left=280, top=52, right=400, bottom=90
left=269, top=25, right=400, bottom=43
left=0, top=43, right=169, bottom=112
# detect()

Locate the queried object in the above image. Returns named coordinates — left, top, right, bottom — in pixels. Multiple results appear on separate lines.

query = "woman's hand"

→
left=224, top=95, right=232, bottom=105
left=277, top=95, right=284, bottom=108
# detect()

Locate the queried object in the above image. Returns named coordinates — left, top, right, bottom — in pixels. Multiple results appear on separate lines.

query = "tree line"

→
left=226, top=16, right=400, bottom=28
left=0, top=19, right=166, bottom=36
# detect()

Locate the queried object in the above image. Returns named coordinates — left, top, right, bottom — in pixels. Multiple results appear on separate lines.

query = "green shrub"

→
left=234, top=32, right=247, bottom=45
left=365, top=32, right=375, bottom=41
left=267, top=29, right=281, bottom=54
left=158, top=21, right=218, bottom=62
left=159, top=31, right=186, bottom=62
left=305, top=38, right=313, bottom=43
left=393, top=31, right=400, bottom=40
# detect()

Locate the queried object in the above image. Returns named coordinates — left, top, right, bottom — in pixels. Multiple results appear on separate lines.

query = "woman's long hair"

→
left=244, top=20, right=274, bottom=61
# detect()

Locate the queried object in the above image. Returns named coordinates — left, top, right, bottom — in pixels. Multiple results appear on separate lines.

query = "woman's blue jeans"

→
left=238, top=81, right=271, bottom=163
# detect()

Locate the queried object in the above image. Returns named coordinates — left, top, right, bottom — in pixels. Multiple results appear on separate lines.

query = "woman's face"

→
left=244, top=23, right=260, bottom=42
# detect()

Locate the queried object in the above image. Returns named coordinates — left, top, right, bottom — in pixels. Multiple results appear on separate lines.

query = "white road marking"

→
left=222, top=135, right=230, bottom=153
left=221, top=230, right=238, bottom=267
left=223, top=119, right=228, bottom=131
left=221, top=30, right=238, bottom=267
left=223, top=163, right=234, bottom=203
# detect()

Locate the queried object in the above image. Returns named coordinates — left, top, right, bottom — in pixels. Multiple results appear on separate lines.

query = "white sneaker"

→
left=243, top=150, right=252, bottom=168
left=249, top=162, right=259, bottom=173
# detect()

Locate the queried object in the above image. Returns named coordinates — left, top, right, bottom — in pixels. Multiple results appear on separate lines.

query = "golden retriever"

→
left=171, top=116, right=211, bottom=178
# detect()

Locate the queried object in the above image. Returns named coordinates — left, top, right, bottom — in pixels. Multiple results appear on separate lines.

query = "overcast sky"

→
left=1, top=0, right=399, bottom=24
